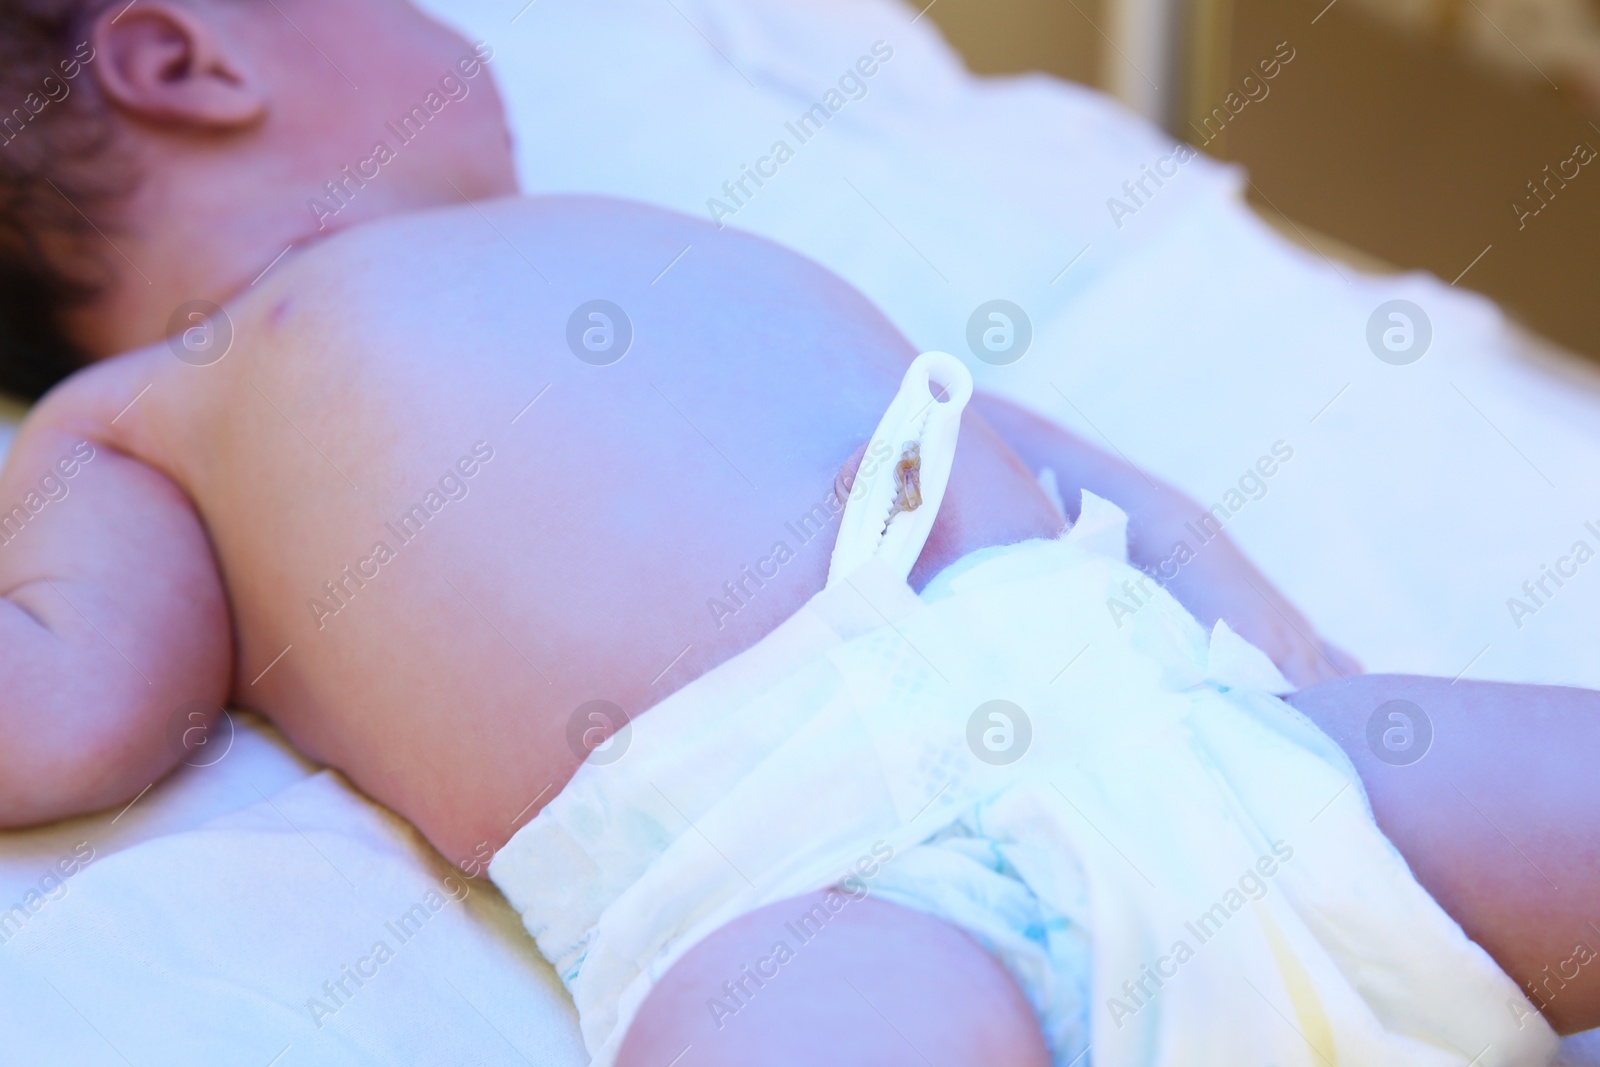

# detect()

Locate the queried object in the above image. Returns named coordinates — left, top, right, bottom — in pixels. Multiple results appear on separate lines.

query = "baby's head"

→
left=0, top=0, right=517, bottom=397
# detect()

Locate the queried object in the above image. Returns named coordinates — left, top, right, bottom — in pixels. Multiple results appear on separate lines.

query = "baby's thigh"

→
left=616, top=892, right=1050, bottom=1067
left=1289, top=673, right=1600, bottom=1033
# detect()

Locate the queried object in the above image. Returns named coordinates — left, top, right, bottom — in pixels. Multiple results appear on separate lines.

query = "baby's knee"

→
left=616, top=891, right=1050, bottom=1067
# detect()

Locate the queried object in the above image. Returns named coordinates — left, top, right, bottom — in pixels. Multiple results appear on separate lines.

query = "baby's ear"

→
left=91, top=2, right=266, bottom=129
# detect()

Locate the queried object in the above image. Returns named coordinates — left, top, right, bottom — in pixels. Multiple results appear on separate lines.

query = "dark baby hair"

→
left=1, top=0, right=120, bottom=401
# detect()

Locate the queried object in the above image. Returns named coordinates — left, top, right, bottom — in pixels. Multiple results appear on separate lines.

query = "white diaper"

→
left=490, top=354, right=1555, bottom=1067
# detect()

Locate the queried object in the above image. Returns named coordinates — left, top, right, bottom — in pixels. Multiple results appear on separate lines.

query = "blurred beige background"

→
left=925, top=0, right=1600, bottom=363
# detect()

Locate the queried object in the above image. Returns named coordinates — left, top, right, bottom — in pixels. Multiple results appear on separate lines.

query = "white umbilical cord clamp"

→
left=827, top=352, right=974, bottom=586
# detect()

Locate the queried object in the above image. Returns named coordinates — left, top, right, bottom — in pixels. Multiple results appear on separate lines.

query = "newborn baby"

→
left=0, top=1, right=1596, bottom=1064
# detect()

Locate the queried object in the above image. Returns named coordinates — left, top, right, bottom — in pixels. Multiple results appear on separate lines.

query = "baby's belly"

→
left=149, top=197, right=943, bottom=868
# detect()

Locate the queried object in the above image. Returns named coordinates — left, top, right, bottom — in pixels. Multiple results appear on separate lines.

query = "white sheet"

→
left=0, top=715, right=585, bottom=1065
left=4, top=0, right=1597, bottom=1061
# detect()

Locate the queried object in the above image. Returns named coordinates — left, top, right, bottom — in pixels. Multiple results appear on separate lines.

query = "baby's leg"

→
left=616, top=892, right=1050, bottom=1067
left=1289, top=674, right=1600, bottom=1033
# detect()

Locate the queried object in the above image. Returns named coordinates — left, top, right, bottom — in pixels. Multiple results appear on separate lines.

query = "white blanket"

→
left=3, top=0, right=1597, bottom=1062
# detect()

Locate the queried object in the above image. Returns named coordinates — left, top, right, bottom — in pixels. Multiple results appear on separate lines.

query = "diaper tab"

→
left=1206, top=619, right=1295, bottom=694
left=1061, top=489, right=1131, bottom=563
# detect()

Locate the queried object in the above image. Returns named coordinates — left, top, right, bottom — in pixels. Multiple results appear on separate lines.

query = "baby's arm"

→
left=973, top=393, right=1359, bottom=687
left=0, top=413, right=230, bottom=828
